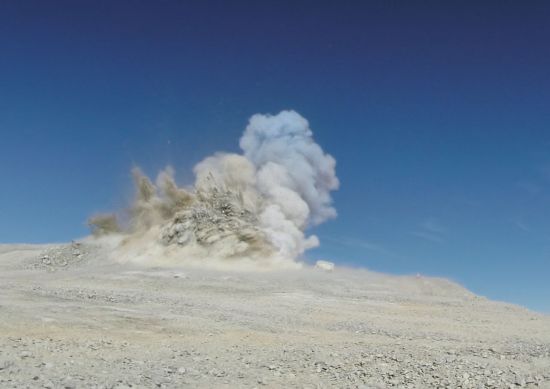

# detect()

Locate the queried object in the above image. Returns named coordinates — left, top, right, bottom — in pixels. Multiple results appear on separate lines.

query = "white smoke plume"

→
left=89, top=110, right=339, bottom=269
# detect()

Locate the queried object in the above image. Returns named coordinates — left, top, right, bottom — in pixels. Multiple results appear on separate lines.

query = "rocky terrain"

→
left=0, top=243, right=549, bottom=388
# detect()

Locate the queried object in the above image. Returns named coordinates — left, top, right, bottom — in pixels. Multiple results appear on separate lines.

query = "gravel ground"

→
left=0, top=243, right=549, bottom=388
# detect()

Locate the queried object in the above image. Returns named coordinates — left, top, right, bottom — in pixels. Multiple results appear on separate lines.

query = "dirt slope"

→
left=0, top=243, right=548, bottom=388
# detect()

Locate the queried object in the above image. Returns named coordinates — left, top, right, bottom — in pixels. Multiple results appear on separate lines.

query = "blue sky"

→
left=1, top=1, right=549, bottom=312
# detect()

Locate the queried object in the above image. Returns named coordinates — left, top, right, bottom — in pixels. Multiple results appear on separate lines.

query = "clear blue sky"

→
left=1, top=1, right=549, bottom=312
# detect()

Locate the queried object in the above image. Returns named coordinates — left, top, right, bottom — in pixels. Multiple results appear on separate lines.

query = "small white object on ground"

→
left=315, top=260, right=335, bottom=271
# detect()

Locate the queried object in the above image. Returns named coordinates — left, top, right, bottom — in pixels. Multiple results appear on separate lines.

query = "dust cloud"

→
left=89, top=110, right=339, bottom=270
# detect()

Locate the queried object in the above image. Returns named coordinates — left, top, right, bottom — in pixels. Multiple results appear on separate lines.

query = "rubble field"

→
left=0, top=243, right=549, bottom=388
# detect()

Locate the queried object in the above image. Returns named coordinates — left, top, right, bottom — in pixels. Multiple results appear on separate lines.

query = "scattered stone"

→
left=1, top=244, right=549, bottom=388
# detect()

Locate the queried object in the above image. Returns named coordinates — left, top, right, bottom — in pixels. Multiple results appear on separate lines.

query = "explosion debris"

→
left=89, top=110, right=339, bottom=268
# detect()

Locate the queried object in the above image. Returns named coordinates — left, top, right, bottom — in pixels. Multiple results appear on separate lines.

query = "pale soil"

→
left=0, top=243, right=549, bottom=388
